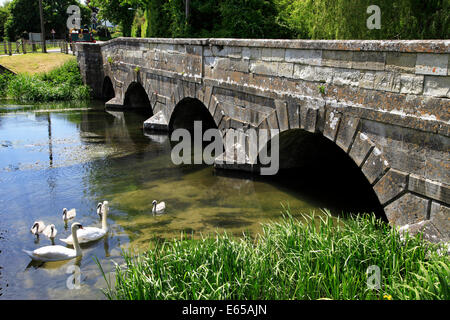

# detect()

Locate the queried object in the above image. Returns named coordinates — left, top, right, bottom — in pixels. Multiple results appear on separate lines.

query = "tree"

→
left=4, top=0, right=91, bottom=41
left=90, top=0, right=136, bottom=37
left=0, top=2, right=11, bottom=41
left=276, top=0, right=449, bottom=40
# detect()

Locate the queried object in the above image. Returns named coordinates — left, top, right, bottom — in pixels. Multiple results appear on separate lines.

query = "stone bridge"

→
left=74, top=38, right=449, bottom=241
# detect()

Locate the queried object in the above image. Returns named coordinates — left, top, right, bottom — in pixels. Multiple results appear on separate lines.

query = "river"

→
left=0, top=99, right=382, bottom=299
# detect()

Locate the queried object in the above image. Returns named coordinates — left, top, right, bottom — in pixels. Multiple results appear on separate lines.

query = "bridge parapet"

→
left=75, top=38, right=449, bottom=242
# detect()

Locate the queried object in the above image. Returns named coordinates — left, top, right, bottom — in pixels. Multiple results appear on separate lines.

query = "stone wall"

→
left=75, top=38, right=449, bottom=241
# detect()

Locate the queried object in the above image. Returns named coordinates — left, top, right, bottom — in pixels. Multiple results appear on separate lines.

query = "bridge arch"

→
left=124, top=81, right=152, bottom=111
left=102, top=76, right=115, bottom=102
left=258, top=127, right=387, bottom=220
left=169, top=97, right=218, bottom=133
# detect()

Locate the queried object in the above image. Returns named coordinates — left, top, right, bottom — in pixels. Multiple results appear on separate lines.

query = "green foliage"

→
left=91, top=0, right=136, bottom=37
left=130, top=8, right=145, bottom=37
left=4, top=0, right=90, bottom=41
left=98, top=209, right=449, bottom=300
left=276, top=0, right=449, bottom=39
left=95, top=25, right=112, bottom=40
left=318, top=85, right=325, bottom=95
left=0, top=3, right=10, bottom=41
left=3, top=60, right=90, bottom=101
left=127, top=0, right=290, bottom=39
left=0, top=72, right=14, bottom=96
left=124, top=0, right=448, bottom=40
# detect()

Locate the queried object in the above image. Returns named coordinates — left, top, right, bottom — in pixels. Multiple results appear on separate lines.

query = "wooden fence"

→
left=0, top=39, right=72, bottom=55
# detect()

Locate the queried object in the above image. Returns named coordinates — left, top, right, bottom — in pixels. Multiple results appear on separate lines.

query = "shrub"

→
left=4, top=60, right=90, bottom=101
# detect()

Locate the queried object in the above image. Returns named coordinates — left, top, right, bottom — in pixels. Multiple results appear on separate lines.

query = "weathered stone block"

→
left=397, top=220, right=445, bottom=243
left=266, top=110, right=279, bottom=130
left=352, top=52, right=385, bottom=70
left=425, top=152, right=450, bottom=185
left=408, top=174, right=450, bottom=203
left=261, top=48, right=285, bottom=62
left=335, top=115, right=359, bottom=152
left=293, top=65, right=333, bottom=83
left=299, top=105, right=318, bottom=133
left=186, top=45, right=202, bottom=55
left=359, top=71, right=376, bottom=90
left=286, top=98, right=299, bottom=129
left=361, top=147, right=389, bottom=184
left=275, top=100, right=289, bottom=131
left=213, top=104, right=224, bottom=125
left=229, top=59, right=249, bottom=73
left=277, top=62, right=294, bottom=78
left=249, top=61, right=278, bottom=77
left=384, top=193, right=428, bottom=226
left=322, top=50, right=353, bottom=68
left=209, top=96, right=219, bottom=116
left=373, top=169, right=408, bottom=205
left=332, top=68, right=361, bottom=87
left=242, top=47, right=262, bottom=60
left=400, top=74, right=424, bottom=95
left=195, top=86, right=205, bottom=103
left=385, top=52, right=416, bottom=73
left=430, top=202, right=450, bottom=241
left=212, top=45, right=242, bottom=59
left=323, top=110, right=341, bottom=142
left=423, top=76, right=450, bottom=98
left=415, top=53, right=448, bottom=76
left=374, top=71, right=401, bottom=93
left=285, top=49, right=322, bottom=65
left=349, top=132, right=375, bottom=167
left=203, top=86, right=213, bottom=108
left=143, top=110, right=168, bottom=131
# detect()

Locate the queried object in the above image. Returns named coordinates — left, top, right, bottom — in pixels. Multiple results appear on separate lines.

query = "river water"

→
left=0, top=100, right=378, bottom=299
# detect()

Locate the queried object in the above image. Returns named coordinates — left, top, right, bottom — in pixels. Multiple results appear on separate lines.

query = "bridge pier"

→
left=74, top=38, right=450, bottom=242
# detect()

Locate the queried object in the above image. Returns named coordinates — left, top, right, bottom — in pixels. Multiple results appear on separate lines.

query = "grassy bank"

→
left=98, top=210, right=449, bottom=300
left=0, top=53, right=74, bottom=75
left=0, top=59, right=90, bottom=101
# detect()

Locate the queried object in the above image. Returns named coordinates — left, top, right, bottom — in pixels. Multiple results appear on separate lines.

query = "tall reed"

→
left=97, top=210, right=449, bottom=300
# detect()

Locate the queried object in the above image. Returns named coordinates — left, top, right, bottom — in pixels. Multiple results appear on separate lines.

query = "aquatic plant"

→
left=97, top=209, right=449, bottom=300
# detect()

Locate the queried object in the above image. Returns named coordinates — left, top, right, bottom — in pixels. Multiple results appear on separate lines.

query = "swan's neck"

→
left=72, top=227, right=82, bottom=257
left=152, top=203, right=156, bottom=213
left=101, top=207, right=108, bottom=231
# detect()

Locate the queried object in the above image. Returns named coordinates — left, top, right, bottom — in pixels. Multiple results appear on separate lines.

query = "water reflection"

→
left=0, top=100, right=372, bottom=299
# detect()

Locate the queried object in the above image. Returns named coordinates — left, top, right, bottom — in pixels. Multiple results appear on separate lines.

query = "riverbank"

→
left=0, top=58, right=90, bottom=101
left=98, top=210, right=449, bottom=300
left=0, top=53, right=74, bottom=75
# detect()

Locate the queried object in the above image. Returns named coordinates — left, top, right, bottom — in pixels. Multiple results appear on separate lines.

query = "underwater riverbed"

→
left=0, top=100, right=379, bottom=299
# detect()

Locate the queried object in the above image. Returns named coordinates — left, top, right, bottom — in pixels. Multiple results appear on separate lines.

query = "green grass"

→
left=0, top=53, right=74, bottom=74
left=1, top=59, right=90, bottom=102
left=97, top=209, right=449, bottom=300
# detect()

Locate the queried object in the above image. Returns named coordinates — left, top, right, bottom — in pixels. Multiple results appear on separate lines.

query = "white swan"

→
left=152, top=200, right=165, bottom=214
left=23, top=223, right=83, bottom=262
left=62, top=208, right=76, bottom=222
left=30, top=221, right=45, bottom=236
left=60, top=201, right=109, bottom=245
left=42, top=224, right=57, bottom=239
